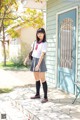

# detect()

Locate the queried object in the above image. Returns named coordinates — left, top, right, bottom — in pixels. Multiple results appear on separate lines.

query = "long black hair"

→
left=36, top=28, right=46, bottom=43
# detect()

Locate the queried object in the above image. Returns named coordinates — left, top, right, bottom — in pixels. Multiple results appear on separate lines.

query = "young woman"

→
left=25, top=28, right=48, bottom=103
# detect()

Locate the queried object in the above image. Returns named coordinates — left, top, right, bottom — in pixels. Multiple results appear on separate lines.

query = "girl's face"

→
left=37, top=32, right=44, bottom=41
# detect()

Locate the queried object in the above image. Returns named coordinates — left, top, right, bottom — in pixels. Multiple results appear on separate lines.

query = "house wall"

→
left=15, top=27, right=37, bottom=57
left=19, top=27, right=36, bottom=52
left=20, top=27, right=36, bottom=45
left=8, top=27, right=37, bottom=58
left=46, top=0, right=80, bottom=87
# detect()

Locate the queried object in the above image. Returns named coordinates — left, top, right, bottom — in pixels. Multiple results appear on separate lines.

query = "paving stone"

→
left=0, top=87, right=80, bottom=120
left=59, top=114, right=71, bottom=119
left=0, top=101, right=28, bottom=120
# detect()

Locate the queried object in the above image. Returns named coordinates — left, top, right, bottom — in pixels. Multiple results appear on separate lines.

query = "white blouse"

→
left=31, top=40, right=47, bottom=58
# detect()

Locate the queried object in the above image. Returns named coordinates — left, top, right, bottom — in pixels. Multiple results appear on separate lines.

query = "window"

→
left=60, top=18, right=73, bottom=69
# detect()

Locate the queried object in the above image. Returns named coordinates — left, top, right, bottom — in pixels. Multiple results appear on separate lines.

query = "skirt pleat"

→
left=30, top=57, right=47, bottom=72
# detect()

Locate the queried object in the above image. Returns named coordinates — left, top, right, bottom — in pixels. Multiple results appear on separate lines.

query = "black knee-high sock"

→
left=35, top=80, right=41, bottom=96
left=42, top=81, right=48, bottom=99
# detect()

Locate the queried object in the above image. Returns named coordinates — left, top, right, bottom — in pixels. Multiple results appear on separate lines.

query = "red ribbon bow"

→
left=35, top=41, right=42, bottom=50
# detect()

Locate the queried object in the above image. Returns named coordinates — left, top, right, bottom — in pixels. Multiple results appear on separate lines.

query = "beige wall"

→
left=20, top=27, right=37, bottom=45
left=18, top=27, right=37, bottom=56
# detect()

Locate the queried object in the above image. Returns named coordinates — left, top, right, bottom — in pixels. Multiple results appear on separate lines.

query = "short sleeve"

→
left=41, top=42, right=47, bottom=53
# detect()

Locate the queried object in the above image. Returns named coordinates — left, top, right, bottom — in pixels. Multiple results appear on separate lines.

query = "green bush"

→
left=10, top=53, right=24, bottom=67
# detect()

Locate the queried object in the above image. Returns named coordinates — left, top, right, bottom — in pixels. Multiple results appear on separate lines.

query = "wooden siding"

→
left=46, top=0, right=80, bottom=86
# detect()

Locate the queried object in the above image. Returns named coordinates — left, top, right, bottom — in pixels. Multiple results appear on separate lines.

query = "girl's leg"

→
left=39, top=72, right=48, bottom=103
left=31, top=72, right=41, bottom=99
left=34, top=72, right=41, bottom=96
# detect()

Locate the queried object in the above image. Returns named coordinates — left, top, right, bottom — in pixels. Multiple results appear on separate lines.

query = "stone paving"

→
left=0, top=86, right=80, bottom=120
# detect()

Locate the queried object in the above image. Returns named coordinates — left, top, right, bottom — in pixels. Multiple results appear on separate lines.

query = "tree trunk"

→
left=2, top=24, right=6, bottom=66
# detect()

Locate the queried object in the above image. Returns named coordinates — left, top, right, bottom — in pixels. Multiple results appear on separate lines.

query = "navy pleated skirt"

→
left=30, top=57, right=47, bottom=72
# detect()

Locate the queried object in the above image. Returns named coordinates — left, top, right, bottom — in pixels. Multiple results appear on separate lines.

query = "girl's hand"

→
left=35, top=64, right=40, bottom=71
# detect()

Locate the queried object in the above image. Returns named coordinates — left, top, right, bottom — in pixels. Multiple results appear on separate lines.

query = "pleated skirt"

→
left=30, top=57, right=47, bottom=72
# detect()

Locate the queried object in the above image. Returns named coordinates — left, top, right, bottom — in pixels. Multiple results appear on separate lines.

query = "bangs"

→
left=36, top=28, right=46, bottom=43
left=37, top=28, right=45, bottom=34
left=37, top=31, right=43, bottom=34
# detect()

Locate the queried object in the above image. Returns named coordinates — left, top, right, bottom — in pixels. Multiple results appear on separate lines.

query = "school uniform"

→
left=30, top=40, right=47, bottom=72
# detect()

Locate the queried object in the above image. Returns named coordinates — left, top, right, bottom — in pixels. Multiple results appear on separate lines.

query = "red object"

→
left=35, top=41, right=42, bottom=50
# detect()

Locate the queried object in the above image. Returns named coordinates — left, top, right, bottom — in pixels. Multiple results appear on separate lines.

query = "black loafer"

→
left=41, top=98, right=48, bottom=103
left=30, top=95, right=40, bottom=99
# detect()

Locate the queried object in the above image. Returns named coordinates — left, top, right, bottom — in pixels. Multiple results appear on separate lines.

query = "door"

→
left=57, top=8, right=77, bottom=94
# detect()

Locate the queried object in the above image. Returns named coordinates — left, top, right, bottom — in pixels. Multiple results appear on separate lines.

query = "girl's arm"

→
left=24, top=47, right=33, bottom=62
left=35, top=42, right=47, bottom=71
left=24, top=40, right=35, bottom=60
left=37, top=52, right=45, bottom=67
left=37, top=42, right=47, bottom=66
left=24, top=42, right=34, bottom=65
left=35, top=52, right=45, bottom=71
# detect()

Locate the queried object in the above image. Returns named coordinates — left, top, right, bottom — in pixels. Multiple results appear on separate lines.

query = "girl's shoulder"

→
left=42, top=42, right=47, bottom=48
left=42, top=41, right=47, bottom=45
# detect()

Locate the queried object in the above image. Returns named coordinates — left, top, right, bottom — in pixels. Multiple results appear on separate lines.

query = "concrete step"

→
left=8, top=87, right=53, bottom=120
left=9, top=87, right=73, bottom=120
left=0, top=87, right=77, bottom=120
left=0, top=101, right=28, bottom=120
left=11, top=99, right=56, bottom=120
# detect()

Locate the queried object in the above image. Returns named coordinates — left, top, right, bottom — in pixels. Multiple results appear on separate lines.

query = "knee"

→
left=40, top=78, right=45, bottom=83
left=34, top=73, right=39, bottom=80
